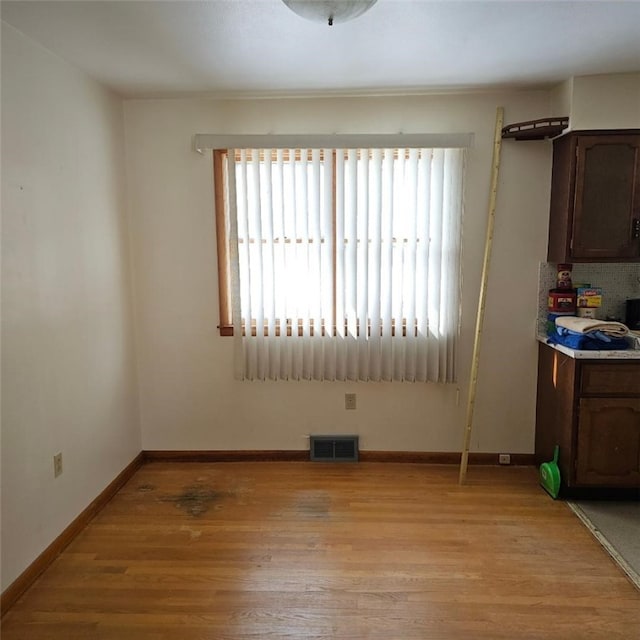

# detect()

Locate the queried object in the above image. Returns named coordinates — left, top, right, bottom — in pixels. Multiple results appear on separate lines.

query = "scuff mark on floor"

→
left=161, top=485, right=224, bottom=517
left=179, top=525, right=203, bottom=540
left=292, top=490, right=332, bottom=519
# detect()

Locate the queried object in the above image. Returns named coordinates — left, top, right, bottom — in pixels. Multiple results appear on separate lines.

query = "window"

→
left=214, top=145, right=464, bottom=382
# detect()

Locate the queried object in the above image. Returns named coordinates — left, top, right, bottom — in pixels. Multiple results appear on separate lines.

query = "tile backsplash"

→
left=538, top=262, right=640, bottom=332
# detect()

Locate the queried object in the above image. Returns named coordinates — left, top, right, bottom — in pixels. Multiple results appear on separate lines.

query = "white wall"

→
left=1, top=24, right=141, bottom=589
left=550, top=78, right=573, bottom=123
left=570, top=73, right=640, bottom=130
left=124, top=91, right=552, bottom=455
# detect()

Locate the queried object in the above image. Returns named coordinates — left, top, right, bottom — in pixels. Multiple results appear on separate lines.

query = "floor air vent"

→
left=310, top=435, right=359, bottom=462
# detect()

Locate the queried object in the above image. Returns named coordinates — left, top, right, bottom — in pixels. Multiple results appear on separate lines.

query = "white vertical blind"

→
left=226, top=147, right=464, bottom=382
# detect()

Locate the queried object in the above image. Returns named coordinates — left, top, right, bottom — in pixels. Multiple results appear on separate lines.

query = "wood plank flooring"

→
left=2, top=462, right=639, bottom=639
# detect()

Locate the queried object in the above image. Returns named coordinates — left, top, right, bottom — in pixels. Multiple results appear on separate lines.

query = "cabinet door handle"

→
left=633, top=218, right=640, bottom=239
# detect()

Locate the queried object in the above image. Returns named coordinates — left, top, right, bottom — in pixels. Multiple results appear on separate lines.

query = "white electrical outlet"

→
left=498, top=453, right=511, bottom=465
left=345, top=393, right=357, bottom=410
left=53, top=452, right=63, bottom=478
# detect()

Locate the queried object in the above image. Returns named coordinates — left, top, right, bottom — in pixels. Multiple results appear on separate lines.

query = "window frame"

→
left=214, top=149, right=338, bottom=337
left=213, top=150, right=234, bottom=336
left=214, top=147, right=458, bottom=339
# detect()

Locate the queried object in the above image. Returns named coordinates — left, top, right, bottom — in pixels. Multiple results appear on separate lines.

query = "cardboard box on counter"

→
left=577, top=287, right=602, bottom=308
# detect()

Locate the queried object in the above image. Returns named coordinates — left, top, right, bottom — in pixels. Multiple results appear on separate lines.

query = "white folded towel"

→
left=555, top=316, right=629, bottom=337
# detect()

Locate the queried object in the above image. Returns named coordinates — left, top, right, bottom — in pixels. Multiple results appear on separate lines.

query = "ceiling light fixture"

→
left=282, top=0, right=378, bottom=26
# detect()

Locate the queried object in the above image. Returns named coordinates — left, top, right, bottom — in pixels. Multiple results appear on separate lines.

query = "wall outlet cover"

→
left=345, top=393, right=357, bottom=410
left=53, top=452, right=63, bottom=478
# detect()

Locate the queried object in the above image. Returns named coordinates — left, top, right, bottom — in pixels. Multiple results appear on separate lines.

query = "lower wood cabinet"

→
left=576, top=397, right=640, bottom=486
left=535, top=343, right=640, bottom=494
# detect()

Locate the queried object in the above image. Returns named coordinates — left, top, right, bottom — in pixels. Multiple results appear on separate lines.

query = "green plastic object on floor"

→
left=540, top=445, right=561, bottom=499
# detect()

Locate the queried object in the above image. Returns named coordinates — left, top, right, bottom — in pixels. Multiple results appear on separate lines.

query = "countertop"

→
left=536, top=334, right=640, bottom=360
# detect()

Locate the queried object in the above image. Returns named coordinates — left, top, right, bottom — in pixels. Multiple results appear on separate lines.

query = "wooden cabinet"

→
left=535, top=343, right=640, bottom=495
left=547, top=130, right=640, bottom=262
left=576, top=397, right=640, bottom=486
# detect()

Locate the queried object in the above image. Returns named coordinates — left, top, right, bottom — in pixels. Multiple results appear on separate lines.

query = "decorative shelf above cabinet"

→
left=501, top=117, right=569, bottom=140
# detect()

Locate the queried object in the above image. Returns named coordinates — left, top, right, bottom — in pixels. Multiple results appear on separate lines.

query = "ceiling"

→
left=2, top=1, right=640, bottom=98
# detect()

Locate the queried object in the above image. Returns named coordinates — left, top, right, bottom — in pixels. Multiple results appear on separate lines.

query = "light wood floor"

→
left=2, top=462, right=639, bottom=639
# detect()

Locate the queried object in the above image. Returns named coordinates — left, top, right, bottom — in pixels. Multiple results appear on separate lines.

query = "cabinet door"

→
left=572, top=135, right=640, bottom=260
left=576, top=397, right=640, bottom=487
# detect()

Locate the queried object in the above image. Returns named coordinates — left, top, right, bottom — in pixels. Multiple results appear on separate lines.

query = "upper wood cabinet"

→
left=547, top=130, right=640, bottom=262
